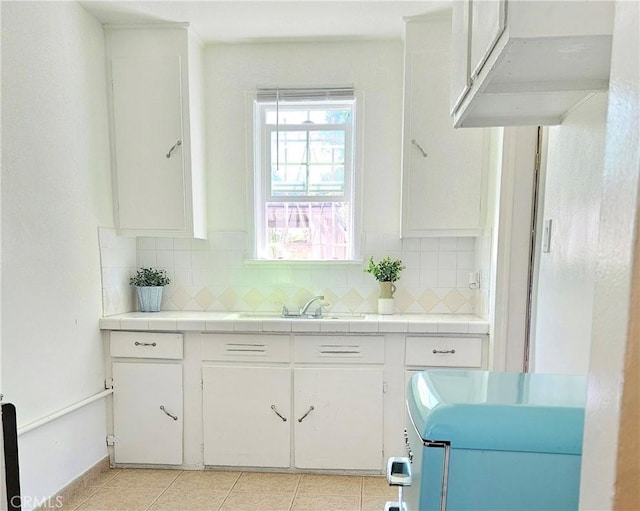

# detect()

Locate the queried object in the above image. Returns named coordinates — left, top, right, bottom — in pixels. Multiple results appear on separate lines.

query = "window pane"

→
left=264, top=202, right=350, bottom=260
left=265, top=107, right=352, bottom=125
left=270, top=129, right=346, bottom=197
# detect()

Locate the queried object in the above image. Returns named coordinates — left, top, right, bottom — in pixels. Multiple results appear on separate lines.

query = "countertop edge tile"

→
left=176, top=319, right=206, bottom=331
left=101, top=312, right=487, bottom=335
left=99, top=317, right=121, bottom=329
left=204, top=320, right=235, bottom=332
left=438, top=321, right=469, bottom=334
left=262, top=320, right=292, bottom=333
left=468, top=322, right=490, bottom=334
left=119, top=318, right=150, bottom=330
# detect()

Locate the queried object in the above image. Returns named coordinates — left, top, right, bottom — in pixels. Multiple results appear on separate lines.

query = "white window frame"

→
left=252, top=95, right=361, bottom=261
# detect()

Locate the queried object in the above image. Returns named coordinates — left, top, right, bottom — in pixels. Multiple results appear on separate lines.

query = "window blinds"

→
left=256, top=86, right=355, bottom=102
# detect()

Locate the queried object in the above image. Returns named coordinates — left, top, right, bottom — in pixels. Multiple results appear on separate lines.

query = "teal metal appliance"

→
left=404, top=370, right=587, bottom=511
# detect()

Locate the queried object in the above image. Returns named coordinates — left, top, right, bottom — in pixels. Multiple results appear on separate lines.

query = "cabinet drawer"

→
left=405, top=336, right=482, bottom=367
left=295, top=336, right=384, bottom=364
left=110, top=331, right=183, bottom=360
left=202, top=334, right=290, bottom=363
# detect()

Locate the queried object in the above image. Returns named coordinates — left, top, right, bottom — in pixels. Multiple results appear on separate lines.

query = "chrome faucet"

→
left=299, top=295, right=325, bottom=316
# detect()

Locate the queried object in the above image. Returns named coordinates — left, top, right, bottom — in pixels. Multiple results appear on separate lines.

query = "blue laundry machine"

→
left=403, top=370, right=587, bottom=511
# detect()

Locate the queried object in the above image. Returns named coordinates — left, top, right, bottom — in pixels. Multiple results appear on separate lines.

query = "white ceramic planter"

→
left=378, top=298, right=395, bottom=315
left=136, top=286, right=164, bottom=312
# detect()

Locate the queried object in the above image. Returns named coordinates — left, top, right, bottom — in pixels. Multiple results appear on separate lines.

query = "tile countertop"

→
left=99, top=311, right=489, bottom=335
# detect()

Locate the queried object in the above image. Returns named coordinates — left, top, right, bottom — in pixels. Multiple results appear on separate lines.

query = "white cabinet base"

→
left=112, top=362, right=183, bottom=465
left=202, top=365, right=291, bottom=468
left=294, top=367, right=383, bottom=470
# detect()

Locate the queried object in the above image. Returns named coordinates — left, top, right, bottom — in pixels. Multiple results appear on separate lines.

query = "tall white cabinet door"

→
left=111, top=56, right=187, bottom=231
left=202, top=366, right=291, bottom=468
left=294, top=367, right=383, bottom=470
left=402, top=47, right=486, bottom=235
left=112, top=362, right=183, bottom=464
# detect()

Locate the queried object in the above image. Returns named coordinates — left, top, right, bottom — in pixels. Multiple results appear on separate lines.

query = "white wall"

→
left=531, top=93, right=608, bottom=375
left=1, top=2, right=113, bottom=507
left=580, top=1, right=640, bottom=507
left=205, top=40, right=404, bottom=233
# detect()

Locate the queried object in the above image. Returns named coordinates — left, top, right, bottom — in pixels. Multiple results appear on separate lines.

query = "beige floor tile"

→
left=148, top=488, right=228, bottom=511
left=297, top=474, right=363, bottom=496
left=232, top=472, right=300, bottom=493
left=291, top=494, right=361, bottom=511
left=86, top=468, right=122, bottom=487
left=219, top=491, right=294, bottom=511
left=362, top=476, right=397, bottom=497
left=56, top=486, right=101, bottom=510
left=105, top=469, right=182, bottom=489
left=76, top=487, right=163, bottom=510
left=362, top=494, right=397, bottom=511
left=169, top=470, right=241, bottom=491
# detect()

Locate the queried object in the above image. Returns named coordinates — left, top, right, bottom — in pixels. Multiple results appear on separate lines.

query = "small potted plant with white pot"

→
left=365, top=256, right=405, bottom=314
left=129, top=267, right=171, bottom=312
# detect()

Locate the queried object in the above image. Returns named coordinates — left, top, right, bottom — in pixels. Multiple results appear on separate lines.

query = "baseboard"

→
left=35, top=456, right=110, bottom=511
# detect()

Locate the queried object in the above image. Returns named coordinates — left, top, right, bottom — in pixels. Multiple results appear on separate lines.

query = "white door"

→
left=202, top=366, right=291, bottom=467
left=294, top=367, right=383, bottom=470
left=112, top=362, right=183, bottom=464
left=111, top=56, right=187, bottom=231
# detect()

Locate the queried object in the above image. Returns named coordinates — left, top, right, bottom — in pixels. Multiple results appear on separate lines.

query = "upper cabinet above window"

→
left=106, top=24, right=207, bottom=238
left=451, top=0, right=614, bottom=128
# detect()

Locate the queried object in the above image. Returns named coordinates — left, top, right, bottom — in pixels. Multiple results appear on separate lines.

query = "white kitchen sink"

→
left=236, top=312, right=366, bottom=320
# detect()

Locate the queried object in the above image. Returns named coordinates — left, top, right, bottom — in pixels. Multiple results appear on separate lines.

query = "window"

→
left=253, top=87, right=357, bottom=261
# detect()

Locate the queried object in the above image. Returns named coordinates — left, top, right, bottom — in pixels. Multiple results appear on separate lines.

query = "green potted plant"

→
left=365, top=256, right=405, bottom=314
left=129, top=267, right=171, bottom=312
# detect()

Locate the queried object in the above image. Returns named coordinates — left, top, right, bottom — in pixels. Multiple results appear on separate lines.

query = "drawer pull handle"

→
left=159, top=405, right=178, bottom=421
left=319, top=350, right=360, bottom=355
left=298, top=405, right=315, bottom=423
left=135, top=341, right=157, bottom=347
left=270, top=405, right=287, bottom=422
left=165, top=140, right=182, bottom=158
left=432, top=349, right=455, bottom=354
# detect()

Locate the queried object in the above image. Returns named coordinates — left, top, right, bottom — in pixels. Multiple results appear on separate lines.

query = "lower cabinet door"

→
left=202, top=365, right=291, bottom=468
left=112, top=362, right=183, bottom=464
left=294, top=367, right=384, bottom=470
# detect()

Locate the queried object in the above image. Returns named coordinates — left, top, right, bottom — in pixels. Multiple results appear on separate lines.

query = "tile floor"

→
left=58, top=468, right=399, bottom=511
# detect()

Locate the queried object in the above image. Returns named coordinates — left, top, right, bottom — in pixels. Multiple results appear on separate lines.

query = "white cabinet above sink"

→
left=451, top=0, right=614, bottom=128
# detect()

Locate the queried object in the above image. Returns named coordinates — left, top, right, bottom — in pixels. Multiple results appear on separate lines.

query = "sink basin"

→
left=236, top=312, right=365, bottom=320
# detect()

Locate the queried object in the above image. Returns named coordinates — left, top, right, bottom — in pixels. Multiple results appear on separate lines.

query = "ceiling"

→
left=81, top=1, right=451, bottom=43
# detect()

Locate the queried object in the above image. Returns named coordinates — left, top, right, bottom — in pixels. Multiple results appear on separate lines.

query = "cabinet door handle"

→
left=165, top=140, right=182, bottom=158
left=159, top=405, right=178, bottom=421
left=297, top=405, right=315, bottom=423
left=270, top=405, right=287, bottom=422
left=135, top=341, right=157, bottom=347
left=432, top=349, right=455, bottom=354
left=411, top=139, right=428, bottom=158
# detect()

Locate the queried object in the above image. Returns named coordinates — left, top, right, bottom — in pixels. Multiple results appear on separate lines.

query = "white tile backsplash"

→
left=98, top=230, right=480, bottom=315
left=98, top=227, right=136, bottom=316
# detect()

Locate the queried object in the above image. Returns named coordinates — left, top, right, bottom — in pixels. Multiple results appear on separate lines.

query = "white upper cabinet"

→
left=451, top=0, right=614, bottom=127
left=402, top=17, right=489, bottom=237
left=106, top=24, right=207, bottom=238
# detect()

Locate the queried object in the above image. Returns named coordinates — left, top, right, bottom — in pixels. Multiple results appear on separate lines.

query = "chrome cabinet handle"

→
left=159, top=405, right=178, bottom=421
left=298, top=405, right=315, bottom=423
left=411, top=139, right=428, bottom=158
left=433, top=349, right=455, bottom=354
left=165, top=140, right=182, bottom=158
left=135, top=341, right=157, bottom=347
left=270, top=405, right=287, bottom=422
